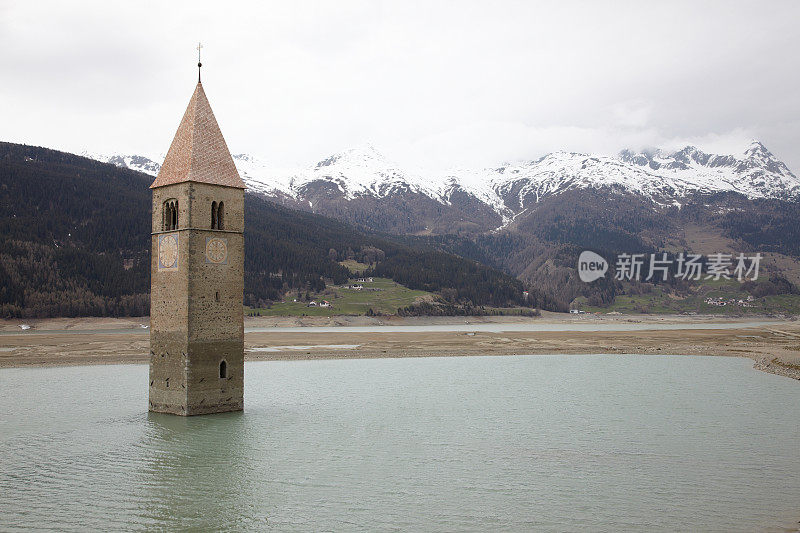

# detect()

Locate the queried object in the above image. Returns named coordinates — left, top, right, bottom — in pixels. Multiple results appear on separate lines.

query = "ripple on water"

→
left=0, top=355, right=798, bottom=532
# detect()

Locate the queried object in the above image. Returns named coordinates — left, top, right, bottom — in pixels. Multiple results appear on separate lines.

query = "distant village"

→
left=704, top=295, right=756, bottom=308
left=301, top=277, right=376, bottom=308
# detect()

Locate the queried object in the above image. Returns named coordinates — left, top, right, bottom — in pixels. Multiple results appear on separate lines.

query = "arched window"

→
left=163, top=199, right=179, bottom=231
left=217, top=202, right=224, bottom=230
left=211, top=201, right=217, bottom=229
left=219, top=360, right=227, bottom=379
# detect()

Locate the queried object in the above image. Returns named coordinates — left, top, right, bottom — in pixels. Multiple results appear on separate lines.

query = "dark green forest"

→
left=0, top=142, right=538, bottom=318
left=365, top=247, right=561, bottom=310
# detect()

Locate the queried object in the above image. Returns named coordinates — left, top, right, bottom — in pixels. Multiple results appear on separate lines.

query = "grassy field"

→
left=338, top=260, right=370, bottom=274
left=247, top=277, right=433, bottom=316
left=573, top=279, right=800, bottom=315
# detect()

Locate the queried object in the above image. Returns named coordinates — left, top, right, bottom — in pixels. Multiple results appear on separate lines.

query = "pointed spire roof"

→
left=150, top=82, right=245, bottom=189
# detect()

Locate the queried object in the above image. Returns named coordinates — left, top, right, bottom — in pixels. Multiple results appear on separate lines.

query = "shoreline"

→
left=2, top=315, right=799, bottom=381
left=2, top=311, right=795, bottom=332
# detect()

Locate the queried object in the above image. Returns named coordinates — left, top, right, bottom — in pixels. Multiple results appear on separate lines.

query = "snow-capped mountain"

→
left=88, top=140, right=800, bottom=232
left=83, top=152, right=162, bottom=176
left=243, top=145, right=451, bottom=203
left=480, top=141, right=799, bottom=213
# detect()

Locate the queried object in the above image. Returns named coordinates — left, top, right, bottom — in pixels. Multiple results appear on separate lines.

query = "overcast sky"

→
left=1, top=0, right=798, bottom=172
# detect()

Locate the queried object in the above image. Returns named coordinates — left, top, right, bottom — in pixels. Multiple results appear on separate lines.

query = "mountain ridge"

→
left=87, top=140, right=800, bottom=225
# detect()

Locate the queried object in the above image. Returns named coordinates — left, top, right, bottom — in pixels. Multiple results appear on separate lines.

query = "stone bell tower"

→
left=148, top=73, right=246, bottom=416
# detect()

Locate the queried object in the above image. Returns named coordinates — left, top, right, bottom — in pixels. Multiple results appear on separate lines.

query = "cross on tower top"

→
left=197, top=42, right=203, bottom=83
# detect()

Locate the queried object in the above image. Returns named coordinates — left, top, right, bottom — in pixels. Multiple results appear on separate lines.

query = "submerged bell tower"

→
left=148, top=57, right=246, bottom=415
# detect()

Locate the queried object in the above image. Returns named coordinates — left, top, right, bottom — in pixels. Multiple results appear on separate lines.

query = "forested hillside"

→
left=410, top=188, right=800, bottom=311
left=0, top=142, right=540, bottom=318
left=0, top=144, right=151, bottom=317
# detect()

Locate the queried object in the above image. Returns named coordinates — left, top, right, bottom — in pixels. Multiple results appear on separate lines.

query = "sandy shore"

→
left=1, top=313, right=799, bottom=380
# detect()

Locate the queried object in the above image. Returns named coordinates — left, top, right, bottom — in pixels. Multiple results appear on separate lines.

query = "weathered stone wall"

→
left=185, top=339, right=244, bottom=415
left=149, top=181, right=245, bottom=415
left=187, top=182, right=245, bottom=233
left=151, top=183, right=190, bottom=231
left=149, top=184, right=190, bottom=414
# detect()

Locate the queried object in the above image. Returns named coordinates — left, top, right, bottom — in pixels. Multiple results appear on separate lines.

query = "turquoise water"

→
left=1, top=354, right=798, bottom=531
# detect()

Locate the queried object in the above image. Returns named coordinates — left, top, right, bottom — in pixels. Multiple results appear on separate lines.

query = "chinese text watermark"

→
left=578, top=252, right=762, bottom=283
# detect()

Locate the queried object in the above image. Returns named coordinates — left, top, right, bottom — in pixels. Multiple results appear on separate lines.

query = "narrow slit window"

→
left=219, top=360, right=227, bottom=379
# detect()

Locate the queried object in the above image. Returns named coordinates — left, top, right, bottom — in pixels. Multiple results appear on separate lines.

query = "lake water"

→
left=1, top=354, right=798, bottom=532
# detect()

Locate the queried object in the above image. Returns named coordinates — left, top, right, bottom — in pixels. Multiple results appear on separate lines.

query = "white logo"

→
left=578, top=251, right=608, bottom=282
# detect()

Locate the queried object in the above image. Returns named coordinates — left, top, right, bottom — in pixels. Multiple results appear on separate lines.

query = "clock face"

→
left=205, top=237, right=228, bottom=264
left=158, top=234, right=179, bottom=270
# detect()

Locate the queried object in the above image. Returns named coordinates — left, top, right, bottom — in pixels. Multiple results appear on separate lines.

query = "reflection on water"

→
left=135, top=411, right=267, bottom=530
left=0, top=355, right=799, bottom=531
